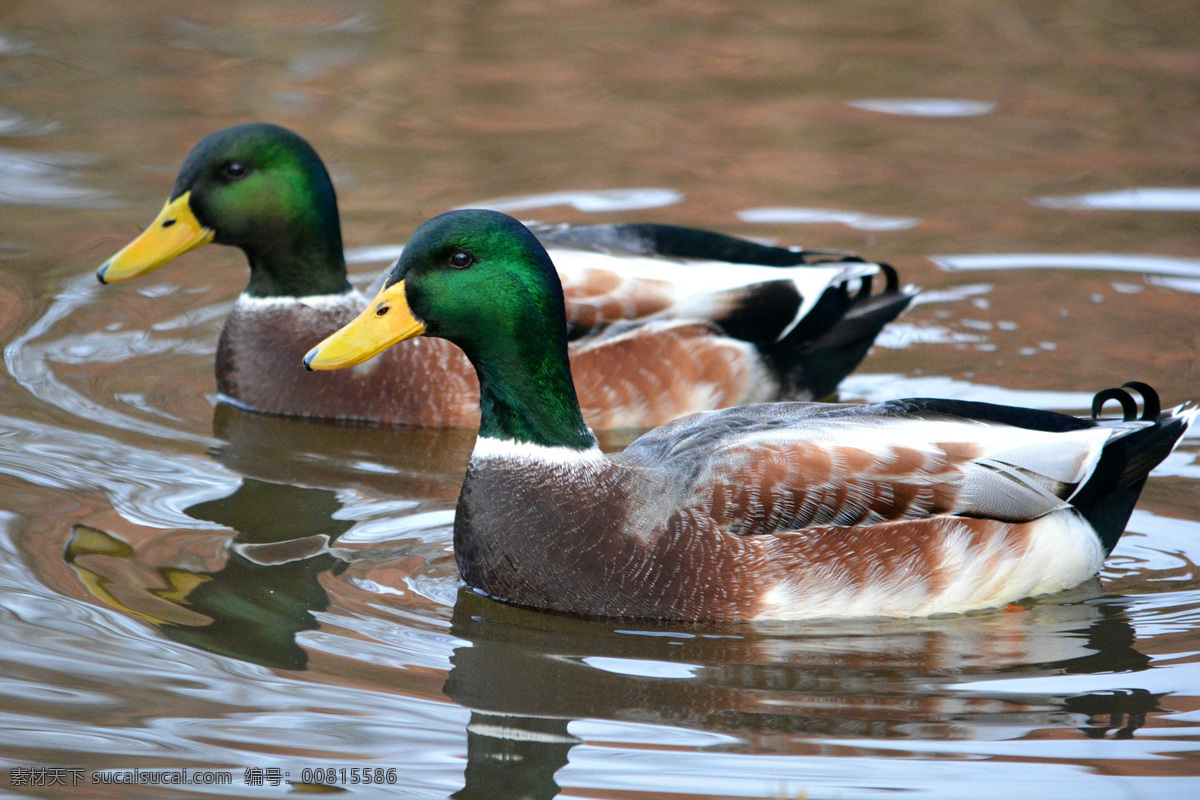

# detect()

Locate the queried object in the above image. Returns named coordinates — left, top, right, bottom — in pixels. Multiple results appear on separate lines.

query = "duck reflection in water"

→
left=64, top=402, right=486, bottom=672
left=64, top=503, right=1163, bottom=799
left=208, top=402, right=476, bottom=503
left=66, top=477, right=353, bottom=670
left=442, top=588, right=1160, bottom=798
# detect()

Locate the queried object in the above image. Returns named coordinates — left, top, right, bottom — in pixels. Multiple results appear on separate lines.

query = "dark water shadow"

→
left=442, top=588, right=1161, bottom=799
left=210, top=401, right=647, bottom=493
left=209, top=402, right=476, bottom=502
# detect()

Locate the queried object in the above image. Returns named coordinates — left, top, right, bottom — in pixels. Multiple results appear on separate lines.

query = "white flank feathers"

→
left=755, top=511, right=1103, bottom=620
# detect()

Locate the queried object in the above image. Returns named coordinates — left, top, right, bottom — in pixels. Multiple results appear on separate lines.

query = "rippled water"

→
left=0, top=2, right=1198, bottom=798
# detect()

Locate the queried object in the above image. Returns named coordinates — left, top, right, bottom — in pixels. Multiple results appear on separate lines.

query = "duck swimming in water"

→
left=96, top=123, right=915, bottom=429
left=304, top=209, right=1194, bottom=621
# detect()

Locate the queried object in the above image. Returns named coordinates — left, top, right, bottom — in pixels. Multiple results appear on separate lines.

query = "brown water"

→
left=1, top=2, right=1198, bottom=798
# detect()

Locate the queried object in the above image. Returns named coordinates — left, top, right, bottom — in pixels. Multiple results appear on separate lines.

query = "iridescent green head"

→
left=306, top=210, right=594, bottom=449
left=98, top=123, right=350, bottom=298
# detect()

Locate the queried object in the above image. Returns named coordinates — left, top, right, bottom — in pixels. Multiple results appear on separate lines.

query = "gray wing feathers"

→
left=619, top=403, right=1118, bottom=529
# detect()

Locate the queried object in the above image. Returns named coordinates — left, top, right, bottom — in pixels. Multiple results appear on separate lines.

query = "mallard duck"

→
left=304, top=209, right=1194, bottom=621
left=96, top=123, right=915, bottom=429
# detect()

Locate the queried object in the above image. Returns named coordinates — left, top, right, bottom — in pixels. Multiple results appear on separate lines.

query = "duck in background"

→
left=305, top=209, right=1194, bottom=621
left=96, top=123, right=916, bottom=429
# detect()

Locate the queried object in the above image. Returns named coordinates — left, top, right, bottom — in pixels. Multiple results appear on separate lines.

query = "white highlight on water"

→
left=461, top=188, right=684, bottom=214
left=930, top=253, right=1200, bottom=278
left=846, top=98, right=997, bottom=117
left=1030, top=187, right=1200, bottom=212
left=738, top=206, right=920, bottom=231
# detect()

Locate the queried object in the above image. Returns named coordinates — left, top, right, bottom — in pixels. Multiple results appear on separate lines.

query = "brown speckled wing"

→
left=618, top=401, right=1111, bottom=536
left=561, top=267, right=673, bottom=333
left=570, top=322, right=774, bottom=430
left=696, top=438, right=969, bottom=534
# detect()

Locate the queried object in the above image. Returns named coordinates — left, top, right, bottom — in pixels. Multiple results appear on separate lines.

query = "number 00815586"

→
left=300, top=768, right=398, bottom=785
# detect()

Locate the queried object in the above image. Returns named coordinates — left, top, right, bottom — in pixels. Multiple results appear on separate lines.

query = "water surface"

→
left=0, top=2, right=1198, bottom=798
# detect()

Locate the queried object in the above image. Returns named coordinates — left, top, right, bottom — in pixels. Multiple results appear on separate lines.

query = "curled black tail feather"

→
left=1091, top=382, right=1162, bottom=422
left=1121, top=381, right=1161, bottom=420
left=1092, top=387, right=1138, bottom=421
left=1075, top=387, right=1192, bottom=555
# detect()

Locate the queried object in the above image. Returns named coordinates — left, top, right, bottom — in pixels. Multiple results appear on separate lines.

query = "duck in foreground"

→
left=304, top=209, right=1195, bottom=621
left=96, top=123, right=915, bottom=429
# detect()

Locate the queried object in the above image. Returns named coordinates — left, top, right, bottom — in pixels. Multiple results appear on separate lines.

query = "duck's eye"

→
left=448, top=251, right=475, bottom=269
left=223, top=162, right=248, bottom=180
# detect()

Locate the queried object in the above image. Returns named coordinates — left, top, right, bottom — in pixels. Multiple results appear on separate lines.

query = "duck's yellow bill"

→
left=303, top=280, right=425, bottom=370
left=97, top=192, right=215, bottom=283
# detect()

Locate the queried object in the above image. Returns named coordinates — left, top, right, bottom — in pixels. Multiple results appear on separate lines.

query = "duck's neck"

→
left=465, top=330, right=597, bottom=453
left=242, top=216, right=353, bottom=299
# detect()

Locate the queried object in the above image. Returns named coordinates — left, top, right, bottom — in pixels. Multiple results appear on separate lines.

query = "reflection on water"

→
left=209, top=403, right=474, bottom=502
left=67, top=479, right=352, bottom=670
left=462, top=188, right=684, bottom=214
left=0, top=147, right=109, bottom=208
left=737, top=206, right=921, bottom=231
left=0, top=411, right=237, bottom=529
left=1030, top=188, right=1200, bottom=212
left=0, top=108, right=59, bottom=137
left=55, top=509, right=1175, bottom=800
left=3, top=272, right=218, bottom=447
left=2, top=0, right=1200, bottom=797
left=443, top=589, right=1155, bottom=741
left=845, top=98, right=998, bottom=117
left=841, top=373, right=1096, bottom=411
left=931, top=253, right=1200, bottom=277
left=1150, top=275, right=1200, bottom=296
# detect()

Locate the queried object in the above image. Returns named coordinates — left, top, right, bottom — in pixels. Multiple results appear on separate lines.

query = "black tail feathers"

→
left=763, top=263, right=917, bottom=399
left=1074, top=383, right=1194, bottom=555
